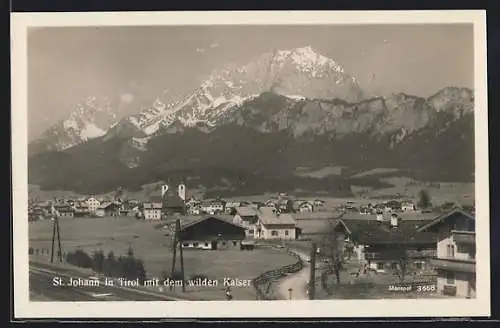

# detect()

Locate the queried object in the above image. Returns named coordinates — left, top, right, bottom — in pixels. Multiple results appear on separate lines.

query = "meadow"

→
left=29, top=216, right=297, bottom=300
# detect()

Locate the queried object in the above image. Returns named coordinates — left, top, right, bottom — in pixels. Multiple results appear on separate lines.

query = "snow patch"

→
left=80, top=123, right=106, bottom=140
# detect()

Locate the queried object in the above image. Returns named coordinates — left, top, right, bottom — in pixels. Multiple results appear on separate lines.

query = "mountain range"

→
left=28, top=46, right=475, bottom=196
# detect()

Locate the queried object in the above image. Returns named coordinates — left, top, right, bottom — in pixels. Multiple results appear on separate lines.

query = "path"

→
left=277, top=250, right=311, bottom=300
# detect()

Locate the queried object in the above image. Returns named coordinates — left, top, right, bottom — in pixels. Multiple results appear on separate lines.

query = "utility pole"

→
left=50, top=203, right=63, bottom=263
left=308, top=242, right=317, bottom=300
left=170, top=218, right=186, bottom=292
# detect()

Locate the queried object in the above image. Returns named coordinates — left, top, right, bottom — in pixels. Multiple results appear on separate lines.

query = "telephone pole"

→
left=170, top=219, right=186, bottom=292
left=308, top=242, right=317, bottom=300
left=50, top=203, right=63, bottom=263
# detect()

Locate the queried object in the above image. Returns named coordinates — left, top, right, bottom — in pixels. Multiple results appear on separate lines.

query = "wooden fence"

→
left=251, top=246, right=304, bottom=300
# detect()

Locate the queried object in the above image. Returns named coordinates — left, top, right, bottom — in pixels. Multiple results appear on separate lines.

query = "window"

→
left=183, top=243, right=189, bottom=247
left=446, top=271, right=455, bottom=284
left=391, top=262, right=398, bottom=270
left=285, top=230, right=289, bottom=236
left=377, top=262, right=384, bottom=270
left=446, top=244, right=455, bottom=258
left=415, top=262, right=423, bottom=270
left=233, top=241, right=237, bottom=246
left=222, top=241, right=226, bottom=246
left=193, top=242, right=199, bottom=247
left=204, top=243, right=209, bottom=247
left=271, top=230, right=278, bottom=236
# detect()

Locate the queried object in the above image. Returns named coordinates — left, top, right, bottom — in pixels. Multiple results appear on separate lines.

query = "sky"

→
left=27, top=24, right=474, bottom=140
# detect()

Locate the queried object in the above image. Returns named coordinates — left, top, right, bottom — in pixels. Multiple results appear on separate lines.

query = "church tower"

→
left=178, top=183, right=186, bottom=201
left=161, top=184, right=169, bottom=197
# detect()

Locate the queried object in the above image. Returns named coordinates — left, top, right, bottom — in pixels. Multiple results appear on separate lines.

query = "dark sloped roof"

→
left=163, top=190, right=185, bottom=208
left=236, top=206, right=258, bottom=217
left=340, top=218, right=436, bottom=245
left=179, top=215, right=244, bottom=231
left=149, top=195, right=163, bottom=203
left=258, top=207, right=296, bottom=225
left=416, top=208, right=475, bottom=232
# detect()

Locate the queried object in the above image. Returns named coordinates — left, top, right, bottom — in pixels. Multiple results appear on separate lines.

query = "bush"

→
left=66, top=247, right=147, bottom=283
left=29, top=247, right=34, bottom=255
left=189, top=273, right=208, bottom=281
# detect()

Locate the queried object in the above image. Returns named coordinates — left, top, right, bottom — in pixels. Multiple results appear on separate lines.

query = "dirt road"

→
left=277, top=250, right=311, bottom=300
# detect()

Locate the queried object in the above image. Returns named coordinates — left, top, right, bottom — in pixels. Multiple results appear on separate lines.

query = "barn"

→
left=179, top=215, right=247, bottom=250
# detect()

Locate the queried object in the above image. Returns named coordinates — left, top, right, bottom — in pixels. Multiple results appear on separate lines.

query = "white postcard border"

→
left=11, top=10, right=490, bottom=318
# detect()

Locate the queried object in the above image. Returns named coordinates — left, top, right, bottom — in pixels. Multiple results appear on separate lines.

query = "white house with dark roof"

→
left=255, top=207, right=297, bottom=240
left=143, top=202, right=163, bottom=220
left=417, top=208, right=476, bottom=298
left=233, top=206, right=259, bottom=238
left=178, top=215, right=246, bottom=250
left=86, top=197, right=100, bottom=215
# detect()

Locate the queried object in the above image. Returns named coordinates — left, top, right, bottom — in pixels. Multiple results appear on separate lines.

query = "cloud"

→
left=195, top=48, right=206, bottom=54
left=209, top=42, right=219, bottom=48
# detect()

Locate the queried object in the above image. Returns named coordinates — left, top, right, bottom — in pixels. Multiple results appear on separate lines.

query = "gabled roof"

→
left=416, top=208, right=475, bottom=232
left=179, top=215, right=244, bottom=231
left=163, top=190, right=185, bottom=208
left=235, top=206, right=258, bottom=217
left=291, top=211, right=342, bottom=221
left=258, top=207, right=296, bottom=226
left=340, top=218, right=436, bottom=245
left=143, top=202, right=162, bottom=209
left=149, top=195, right=163, bottom=203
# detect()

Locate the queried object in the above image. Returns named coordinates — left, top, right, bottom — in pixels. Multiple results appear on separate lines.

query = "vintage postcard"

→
left=12, top=10, right=489, bottom=319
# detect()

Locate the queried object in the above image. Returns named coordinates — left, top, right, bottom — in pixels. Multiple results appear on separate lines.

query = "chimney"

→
left=161, top=185, right=169, bottom=197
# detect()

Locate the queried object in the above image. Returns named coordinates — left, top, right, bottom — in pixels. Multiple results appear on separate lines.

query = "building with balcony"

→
left=417, top=208, right=476, bottom=298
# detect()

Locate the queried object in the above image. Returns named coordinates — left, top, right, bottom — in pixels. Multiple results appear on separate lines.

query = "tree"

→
left=417, top=189, right=432, bottom=209
left=92, top=250, right=105, bottom=274
left=103, top=251, right=117, bottom=277
left=392, top=250, right=410, bottom=283
left=321, top=220, right=344, bottom=285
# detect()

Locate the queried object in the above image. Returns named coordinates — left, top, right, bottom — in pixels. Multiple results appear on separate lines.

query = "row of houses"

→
left=168, top=207, right=475, bottom=298
left=29, top=198, right=141, bottom=220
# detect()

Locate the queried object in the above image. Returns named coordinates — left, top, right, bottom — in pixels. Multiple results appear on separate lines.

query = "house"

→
left=359, top=206, right=371, bottom=215
left=53, top=204, right=74, bottom=217
left=94, top=202, right=121, bottom=217
left=298, top=201, right=314, bottom=213
left=233, top=206, right=260, bottom=238
left=255, top=207, right=297, bottom=240
left=225, top=201, right=241, bottom=212
left=417, top=208, right=476, bottom=298
left=313, top=199, right=326, bottom=207
left=264, top=198, right=279, bottom=209
left=200, top=199, right=226, bottom=215
left=401, top=201, right=416, bottom=212
left=86, top=197, right=101, bottom=214
left=143, top=202, right=163, bottom=220
left=187, top=206, right=201, bottom=215
left=179, top=215, right=246, bottom=250
left=386, top=200, right=402, bottom=212
left=74, top=204, right=90, bottom=217
left=185, top=197, right=199, bottom=208
left=337, top=213, right=437, bottom=272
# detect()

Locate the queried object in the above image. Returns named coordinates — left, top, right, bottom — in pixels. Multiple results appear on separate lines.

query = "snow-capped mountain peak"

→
left=123, top=46, right=365, bottom=137
left=30, top=46, right=366, bottom=153
left=29, top=96, right=120, bottom=155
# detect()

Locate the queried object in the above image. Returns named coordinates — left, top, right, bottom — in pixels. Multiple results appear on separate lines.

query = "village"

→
left=28, top=182, right=477, bottom=300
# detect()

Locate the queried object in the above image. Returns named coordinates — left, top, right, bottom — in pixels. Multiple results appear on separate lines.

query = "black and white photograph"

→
left=12, top=10, right=489, bottom=318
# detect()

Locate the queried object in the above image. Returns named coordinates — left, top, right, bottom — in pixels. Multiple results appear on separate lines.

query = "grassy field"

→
left=29, top=217, right=297, bottom=300
left=294, top=166, right=344, bottom=178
